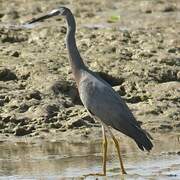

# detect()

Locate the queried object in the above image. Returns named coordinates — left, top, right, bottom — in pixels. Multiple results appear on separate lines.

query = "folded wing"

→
left=79, top=73, right=153, bottom=151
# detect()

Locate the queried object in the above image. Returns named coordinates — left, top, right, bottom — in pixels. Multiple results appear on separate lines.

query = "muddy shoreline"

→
left=0, top=0, right=180, bottom=142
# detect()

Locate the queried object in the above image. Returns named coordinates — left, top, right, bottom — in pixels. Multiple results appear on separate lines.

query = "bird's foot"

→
left=121, top=169, right=127, bottom=175
left=83, top=172, right=106, bottom=177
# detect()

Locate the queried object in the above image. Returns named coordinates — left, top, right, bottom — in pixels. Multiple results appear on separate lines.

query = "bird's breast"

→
left=78, top=79, right=95, bottom=108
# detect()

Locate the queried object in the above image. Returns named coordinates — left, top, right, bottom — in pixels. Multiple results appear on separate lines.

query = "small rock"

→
left=28, top=125, right=35, bottom=131
left=11, top=51, right=20, bottom=57
left=123, top=30, right=131, bottom=39
left=60, top=26, right=67, bottom=34
left=14, top=126, right=32, bottom=136
left=59, top=128, right=66, bottom=132
left=90, top=34, right=96, bottom=39
left=18, top=103, right=29, bottom=113
left=139, top=51, right=153, bottom=58
left=150, top=49, right=157, bottom=53
left=159, top=124, right=173, bottom=130
left=4, top=96, right=10, bottom=103
left=162, top=5, right=176, bottom=12
left=27, top=90, right=41, bottom=100
left=0, top=13, right=4, bottom=18
left=0, top=68, right=17, bottom=81
left=160, top=57, right=180, bottom=66
left=145, top=9, right=152, bottom=14
left=82, top=115, right=96, bottom=124
left=20, top=72, right=30, bottom=80
left=0, top=122, right=5, bottom=129
left=49, top=122, right=62, bottom=129
left=168, top=48, right=176, bottom=53
left=0, top=99, right=5, bottom=106
left=39, top=128, right=49, bottom=132
left=2, top=116, right=11, bottom=123
left=67, top=118, right=87, bottom=129
left=150, top=67, right=178, bottom=82
left=119, top=48, right=133, bottom=60
left=113, top=85, right=126, bottom=96
left=125, top=95, right=142, bottom=104
left=45, top=104, right=59, bottom=118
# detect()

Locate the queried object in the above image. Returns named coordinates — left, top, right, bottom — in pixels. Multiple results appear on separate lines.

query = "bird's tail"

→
left=112, top=120, right=153, bottom=151
left=133, top=127, right=153, bottom=151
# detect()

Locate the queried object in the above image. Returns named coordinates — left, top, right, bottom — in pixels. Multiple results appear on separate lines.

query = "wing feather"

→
left=79, top=72, right=153, bottom=151
left=79, top=73, right=140, bottom=131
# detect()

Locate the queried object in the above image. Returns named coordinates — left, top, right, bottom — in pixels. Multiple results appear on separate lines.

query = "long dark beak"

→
left=27, top=14, right=53, bottom=24
left=25, top=9, right=60, bottom=25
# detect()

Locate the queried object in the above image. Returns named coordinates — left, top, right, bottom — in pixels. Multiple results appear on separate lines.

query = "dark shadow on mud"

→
left=97, top=71, right=125, bottom=86
left=51, top=80, right=82, bottom=105
left=51, top=72, right=124, bottom=105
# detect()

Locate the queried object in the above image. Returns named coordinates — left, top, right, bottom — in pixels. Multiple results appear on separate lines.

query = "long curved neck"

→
left=65, top=11, right=86, bottom=80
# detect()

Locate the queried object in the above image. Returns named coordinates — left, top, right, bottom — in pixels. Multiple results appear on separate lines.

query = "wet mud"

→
left=0, top=134, right=180, bottom=179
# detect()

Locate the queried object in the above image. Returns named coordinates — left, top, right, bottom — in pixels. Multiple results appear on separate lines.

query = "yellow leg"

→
left=84, top=125, right=107, bottom=177
left=108, top=127, right=127, bottom=175
left=102, top=125, right=108, bottom=175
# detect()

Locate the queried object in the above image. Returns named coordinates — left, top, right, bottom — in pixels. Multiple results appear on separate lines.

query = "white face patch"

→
left=22, top=23, right=37, bottom=29
left=49, top=9, right=59, bottom=15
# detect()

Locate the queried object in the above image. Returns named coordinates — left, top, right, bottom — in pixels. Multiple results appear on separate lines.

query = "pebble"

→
left=168, top=48, right=176, bottom=53
left=0, top=68, right=17, bottom=81
left=11, top=51, right=20, bottom=57
left=67, top=118, right=87, bottom=129
left=27, top=90, right=41, bottom=100
left=0, top=99, right=5, bottom=106
left=14, top=126, right=32, bottom=136
left=18, top=103, right=29, bottom=113
left=162, top=5, right=176, bottom=12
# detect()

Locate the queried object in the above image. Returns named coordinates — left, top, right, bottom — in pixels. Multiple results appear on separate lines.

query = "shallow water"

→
left=0, top=134, right=180, bottom=180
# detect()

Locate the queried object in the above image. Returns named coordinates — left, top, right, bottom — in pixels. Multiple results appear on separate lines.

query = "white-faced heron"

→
left=25, top=7, right=153, bottom=176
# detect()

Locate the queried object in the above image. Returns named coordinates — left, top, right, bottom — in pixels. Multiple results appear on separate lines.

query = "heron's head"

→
left=26, top=7, right=70, bottom=25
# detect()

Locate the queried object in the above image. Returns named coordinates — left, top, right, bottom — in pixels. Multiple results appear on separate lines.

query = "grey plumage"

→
left=25, top=6, right=153, bottom=175
left=26, top=6, right=153, bottom=151
left=79, top=70, right=153, bottom=151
